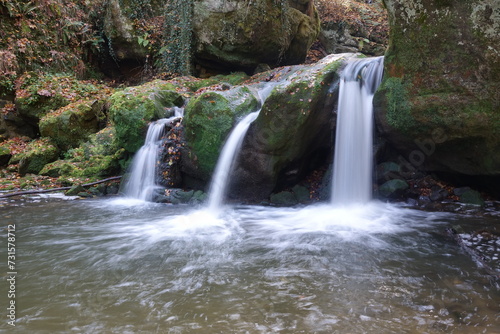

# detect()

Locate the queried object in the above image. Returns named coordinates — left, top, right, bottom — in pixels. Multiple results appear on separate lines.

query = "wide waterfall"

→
left=332, top=57, right=384, bottom=204
left=207, top=83, right=278, bottom=212
left=123, top=107, right=184, bottom=201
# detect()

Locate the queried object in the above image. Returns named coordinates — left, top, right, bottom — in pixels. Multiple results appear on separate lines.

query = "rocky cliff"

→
left=375, top=0, right=500, bottom=193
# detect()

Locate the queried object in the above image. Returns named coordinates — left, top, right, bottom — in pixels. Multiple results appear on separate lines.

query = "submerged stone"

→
left=270, top=191, right=298, bottom=206
left=457, top=188, right=485, bottom=206
left=65, top=184, right=86, bottom=196
left=378, top=179, right=409, bottom=199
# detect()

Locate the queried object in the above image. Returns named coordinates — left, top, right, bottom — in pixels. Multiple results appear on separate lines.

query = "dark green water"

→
left=0, top=196, right=499, bottom=333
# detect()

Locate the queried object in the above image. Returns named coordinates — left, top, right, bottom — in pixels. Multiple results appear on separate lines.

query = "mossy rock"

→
left=190, top=190, right=207, bottom=203
left=80, top=126, right=121, bottom=157
left=109, top=80, right=184, bottom=153
left=454, top=187, right=485, bottom=206
left=270, top=191, right=298, bottom=206
left=292, top=184, right=310, bottom=203
left=182, top=72, right=250, bottom=92
left=230, top=54, right=352, bottom=200
left=52, top=149, right=125, bottom=179
left=375, top=1, right=500, bottom=179
left=12, top=138, right=59, bottom=176
left=183, top=86, right=260, bottom=179
left=0, top=146, right=11, bottom=167
left=76, top=152, right=125, bottom=177
left=41, top=126, right=125, bottom=178
left=39, top=100, right=106, bottom=150
left=65, top=184, right=87, bottom=196
left=378, top=179, right=409, bottom=199
left=39, top=160, right=78, bottom=177
left=14, top=72, right=108, bottom=122
left=193, top=0, right=320, bottom=71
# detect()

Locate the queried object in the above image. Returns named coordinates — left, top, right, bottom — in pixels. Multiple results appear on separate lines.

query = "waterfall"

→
left=123, top=108, right=184, bottom=201
left=208, top=83, right=278, bottom=212
left=331, top=57, right=384, bottom=205
left=207, top=111, right=259, bottom=211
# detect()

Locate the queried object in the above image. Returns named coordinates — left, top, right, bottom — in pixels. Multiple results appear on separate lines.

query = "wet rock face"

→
left=375, top=1, right=500, bottom=181
left=102, top=0, right=320, bottom=74
left=192, top=0, right=320, bottom=72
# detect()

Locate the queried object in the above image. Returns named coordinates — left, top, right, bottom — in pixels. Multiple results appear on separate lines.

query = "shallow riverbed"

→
left=0, top=196, right=499, bottom=333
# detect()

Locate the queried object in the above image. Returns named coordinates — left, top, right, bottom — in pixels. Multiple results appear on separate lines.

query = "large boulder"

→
left=229, top=54, right=353, bottom=200
left=39, top=100, right=106, bottom=151
left=375, top=0, right=500, bottom=188
left=10, top=138, right=59, bottom=176
left=40, top=126, right=125, bottom=178
left=103, top=0, right=320, bottom=75
left=181, top=53, right=355, bottom=200
left=192, top=0, right=320, bottom=72
left=182, top=85, right=261, bottom=183
left=14, top=73, right=109, bottom=135
left=108, top=80, right=184, bottom=153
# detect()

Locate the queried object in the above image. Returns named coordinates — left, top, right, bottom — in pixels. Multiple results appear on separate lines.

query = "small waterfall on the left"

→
left=123, top=108, right=184, bottom=201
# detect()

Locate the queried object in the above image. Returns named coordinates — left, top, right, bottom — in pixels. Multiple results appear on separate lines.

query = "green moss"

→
left=76, top=152, right=125, bottom=177
left=257, top=81, right=316, bottom=151
left=0, top=146, right=10, bottom=155
left=41, top=126, right=125, bottom=178
left=39, top=160, right=78, bottom=177
left=380, top=77, right=414, bottom=132
left=183, top=78, right=220, bottom=92
left=184, top=87, right=259, bottom=176
left=12, top=138, right=59, bottom=175
left=214, top=72, right=249, bottom=85
left=39, top=100, right=106, bottom=150
left=225, top=86, right=260, bottom=118
left=109, top=80, right=184, bottom=153
left=255, top=58, right=339, bottom=155
left=15, top=73, right=107, bottom=120
left=184, top=92, right=235, bottom=175
left=0, top=146, right=12, bottom=167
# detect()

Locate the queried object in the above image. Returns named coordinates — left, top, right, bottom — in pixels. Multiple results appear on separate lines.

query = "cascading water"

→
left=331, top=57, right=384, bottom=205
left=207, top=111, right=259, bottom=212
left=207, top=83, right=278, bottom=212
left=123, top=107, right=184, bottom=201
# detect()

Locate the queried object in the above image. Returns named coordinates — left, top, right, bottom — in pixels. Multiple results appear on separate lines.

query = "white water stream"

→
left=332, top=57, right=384, bottom=204
left=123, top=108, right=184, bottom=201
left=207, top=83, right=278, bottom=212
